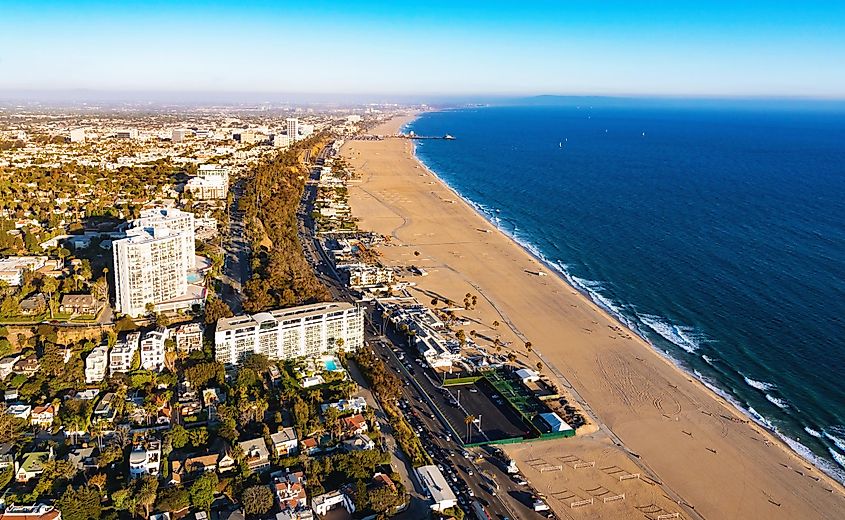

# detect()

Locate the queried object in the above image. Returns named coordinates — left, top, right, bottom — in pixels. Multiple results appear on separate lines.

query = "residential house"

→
left=67, top=446, right=98, bottom=472
left=311, top=489, right=355, bottom=517
left=300, top=437, right=319, bottom=456
left=93, top=392, right=117, bottom=423
left=59, top=294, right=103, bottom=315
left=15, top=449, right=52, bottom=482
left=238, top=438, right=270, bottom=472
left=129, top=440, right=161, bottom=478
left=274, top=470, right=307, bottom=515
left=18, top=293, right=46, bottom=316
left=30, top=404, right=56, bottom=428
left=341, top=414, right=368, bottom=436
left=0, top=443, right=16, bottom=470
left=270, top=427, right=298, bottom=457
left=320, top=397, right=367, bottom=416
left=342, top=433, right=375, bottom=452
left=0, top=355, right=20, bottom=379
left=6, top=404, right=31, bottom=420
left=12, top=354, right=39, bottom=376
left=170, top=453, right=219, bottom=484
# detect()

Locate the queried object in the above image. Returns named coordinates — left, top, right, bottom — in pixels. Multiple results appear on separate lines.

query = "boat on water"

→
left=444, top=134, right=455, bottom=140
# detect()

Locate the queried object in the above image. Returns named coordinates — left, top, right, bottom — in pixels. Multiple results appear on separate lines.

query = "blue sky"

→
left=1, top=1, right=844, bottom=98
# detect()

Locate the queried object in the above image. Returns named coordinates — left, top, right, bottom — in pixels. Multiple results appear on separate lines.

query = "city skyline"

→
left=2, top=1, right=845, bottom=98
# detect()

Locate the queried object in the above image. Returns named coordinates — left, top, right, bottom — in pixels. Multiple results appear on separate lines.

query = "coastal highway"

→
left=295, top=144, right=550, bottom=520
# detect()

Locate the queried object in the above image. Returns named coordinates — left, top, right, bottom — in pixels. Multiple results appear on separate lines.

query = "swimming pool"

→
left=323, top=358, right=339, bottom=371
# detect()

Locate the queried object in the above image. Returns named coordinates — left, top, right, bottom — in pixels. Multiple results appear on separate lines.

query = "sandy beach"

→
left=343, top=114, right=845, bottom=519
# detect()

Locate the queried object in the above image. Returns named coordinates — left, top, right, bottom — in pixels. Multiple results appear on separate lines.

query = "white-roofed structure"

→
left=416, top=464, right=457, bottom=512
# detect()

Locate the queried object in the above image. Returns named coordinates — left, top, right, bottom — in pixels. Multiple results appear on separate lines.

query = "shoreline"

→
left=344, top=115, right=842, bottom=518
left=403, top=113, right=845, bottom=487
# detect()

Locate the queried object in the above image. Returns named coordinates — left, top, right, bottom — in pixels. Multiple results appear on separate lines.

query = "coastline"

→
left=344, top=113, right=845, bottom=519
left=403, top=113, right=845, bottom=487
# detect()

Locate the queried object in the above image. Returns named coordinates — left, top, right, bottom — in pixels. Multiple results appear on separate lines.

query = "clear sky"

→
left=2, top=1, right=844, bottom=99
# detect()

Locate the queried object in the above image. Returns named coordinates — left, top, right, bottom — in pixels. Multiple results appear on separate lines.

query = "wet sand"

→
left=343, top=114, right=845, bottom=519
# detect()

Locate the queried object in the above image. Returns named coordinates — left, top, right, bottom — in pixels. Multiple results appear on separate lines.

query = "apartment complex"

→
left=113, top=207, right=195, bottom=317
left=214, top=302, right=364, bottom=365
left=174, top=322, right=203, bottom=353
left=186, top=164, right=229, bottom=200
left=84, top=343, right=110, bottom=384
left=109, top=332, right=141, bottom=375
left=140, top=328, right=169, bottom=371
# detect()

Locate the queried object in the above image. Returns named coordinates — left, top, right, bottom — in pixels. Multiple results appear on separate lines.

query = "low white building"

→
left=311, top=489, right=355, bottom=517
left=0, top=256, right=48, bottom=286
left=129, top=440, right=161, bottom=478
left=109, top=332, right=141, bottom=375
left=270, top=427, right=298, bottom=457
left=185, top=176, right=227, bottom=200
left=84, top=344, right=109, bottom=383
left=320, top=397, right=367, bottom=416
left=515, top=368, right=541, bottom=383
left=0, top=504, right=61, bottom=520
left=416, top=464, right=457, bottom=512
left=140, top=328, right=169, bottom=371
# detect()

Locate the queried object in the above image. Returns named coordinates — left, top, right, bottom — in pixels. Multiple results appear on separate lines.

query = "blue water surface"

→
left=407, top=104, right=845, bottom=480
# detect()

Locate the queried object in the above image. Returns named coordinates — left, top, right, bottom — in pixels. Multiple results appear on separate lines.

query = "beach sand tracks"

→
left=636, top=503, right=683, bottom=520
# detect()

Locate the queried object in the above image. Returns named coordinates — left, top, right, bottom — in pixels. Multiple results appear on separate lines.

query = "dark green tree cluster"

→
left=240, top=136, right=330, bottom=312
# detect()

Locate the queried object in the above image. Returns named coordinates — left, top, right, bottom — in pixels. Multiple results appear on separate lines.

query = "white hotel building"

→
left=113, top=208, right=195, bottom=317
left=215, top=302, right=364, bottom=365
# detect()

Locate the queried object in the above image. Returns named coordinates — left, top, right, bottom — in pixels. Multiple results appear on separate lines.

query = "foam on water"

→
left=702, top=354, right=715, bottom=366
left=824, top=427, right=845, bottom=453
left=638, top=314, right=702, bottom=353
left=805, top=426, right=823, bottom=438
left=766, top=394, right=789, bottom=409
left=829, top=449, right=845, bottom=470
left=743, top=376, right=776, bottom=392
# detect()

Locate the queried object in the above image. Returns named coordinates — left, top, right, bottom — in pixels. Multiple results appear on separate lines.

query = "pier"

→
left=396, top=132, right=456, bottom=140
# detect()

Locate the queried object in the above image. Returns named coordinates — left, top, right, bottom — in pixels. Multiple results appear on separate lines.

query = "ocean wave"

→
left=829, top=449, right=845, bottom=470
left=702, top=354, right=715, bottom=366
left=743, top=376, right=776, bottom=392
left=805, top=426, right=823, bottom=438
left=766, top=394, right=789, bottom=409
left=824, top=427, right=845, bottom=453
left=748, top=407, right=776, bottom=430
left=638, top=314, right=703, bottom=354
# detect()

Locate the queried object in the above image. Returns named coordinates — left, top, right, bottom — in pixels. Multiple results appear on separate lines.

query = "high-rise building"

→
left=215, top=302, right=364, bottom=365
left=286, top=118, right=299, bottom=143
left=172, top=129, right=186, bottom=143
left=113, top=208, right=195, bottom=317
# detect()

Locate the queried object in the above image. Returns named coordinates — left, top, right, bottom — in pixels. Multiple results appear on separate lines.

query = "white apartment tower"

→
left=113, top=207, right=195, bottom=317
left=215, top=302, right=364, bottom=365
left=286, top=118, right=299, bottom=143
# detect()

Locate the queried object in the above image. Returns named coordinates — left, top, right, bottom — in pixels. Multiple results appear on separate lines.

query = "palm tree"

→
left=536, top=361, right=543, bottom=373
left=492, top=320, right=500, bottom=328
left=464, top=414, right=476, bottom=443
left=525, top=341, right=533, bottom=354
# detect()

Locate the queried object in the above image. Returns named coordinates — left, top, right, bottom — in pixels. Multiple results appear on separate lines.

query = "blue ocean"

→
left=406, top=103, right=845, bottom=482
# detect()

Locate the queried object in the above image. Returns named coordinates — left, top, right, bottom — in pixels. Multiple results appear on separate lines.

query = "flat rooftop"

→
left=216, top=301, right=357, bottom=333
